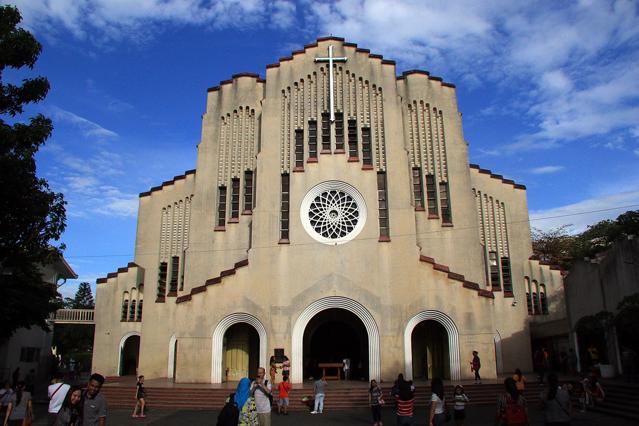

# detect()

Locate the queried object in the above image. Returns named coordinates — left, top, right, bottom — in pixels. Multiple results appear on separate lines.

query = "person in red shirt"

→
left=277, top=376, right=292, bottom=415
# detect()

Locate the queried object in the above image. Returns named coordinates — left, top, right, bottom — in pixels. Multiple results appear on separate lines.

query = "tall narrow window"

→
left=308, top=120, right=318, bottom=161
left=501, top=257, right=512, bottom=292
left=169, top=256, right=179, bottom=295
left=540, top=284, right=548, bottom=314
left=525, top=278, right=533, bottom=315
left=348, top=119, right=358, bottom=159
left=137, top=299, right=143, bottom=321
left=243, top=170, right=254, bottom=212
left=129, top=300, right=137, bottom=321
left=280, top=173, right=290, bottom=242
left=230, top=178, right=240, bottom=220
left=157, top=262, right=167, bottom=300
left=179, top=250, right=186, bottom=291
left=377, top=172, right=390, bottom=241
left=294, top=129, right=304, bottom=170
left=488, top=251, right=500, bottom=290
left=412, top=167, right=424, bottom=210
left=425, top=175, right=438, bottom=216
left=216, top=186, right=227, bottom=228
left=321, top=113, right=331, bottom=152
left=440, top=181, right=452, bottom=224
left=532, top=281, right=540, bottom=314
left=362, top=127, right=372, bottom=168
left=121, top=299, right=129, bottom=321
left=335, top=112, right=344, bottom=152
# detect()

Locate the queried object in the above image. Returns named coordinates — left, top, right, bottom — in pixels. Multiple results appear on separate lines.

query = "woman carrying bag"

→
left=3, top=382, right=32, bottom=426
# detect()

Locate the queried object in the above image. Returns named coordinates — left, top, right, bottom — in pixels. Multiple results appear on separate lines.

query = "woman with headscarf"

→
left=236, top=378, right=258, bottom=426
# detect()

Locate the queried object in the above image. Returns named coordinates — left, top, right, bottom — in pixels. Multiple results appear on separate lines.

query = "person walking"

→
left=311, top=375, right=327, bottom=414
left=251, top=367, right=272, bottom=426
left=281, top=356, right=290, bottom=381
left=429, top=378, right=447, bottom=426
left=53, top=386, right=83, bottom=426
left=541, top=373, right=571, bottom=426
left=471, top=351, right=481, bottom=384
left=513, top=369, right=526, bottom=396
left=132, top=375, right=146, bottom=418
left=0, top=382, right=13, bottom=421
left=269, top=357, right=277, bottom=385
left=47, top=375, right=70, bottom=425
left=2, top=381, right=32, bottom=426
left=496, top=377, right=528, bottom=426
left=82, top=373, right=107, bottom=426
left=368, top=379, right=383, bottom=426
left=452, top=385, right=469, bottom=426
left=277, top=376, right=291, bottom=415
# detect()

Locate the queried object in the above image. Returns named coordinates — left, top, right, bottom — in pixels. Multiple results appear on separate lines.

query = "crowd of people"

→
left=0, top=373, right=106, bottom=426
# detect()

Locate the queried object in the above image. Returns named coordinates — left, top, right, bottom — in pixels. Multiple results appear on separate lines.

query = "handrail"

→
left=49, top=309, right=95, bottom=324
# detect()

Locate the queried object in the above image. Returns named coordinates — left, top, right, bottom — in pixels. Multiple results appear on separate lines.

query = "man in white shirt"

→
left=343, top=357, right=351, bottom=380
left=251, top=367, right=272, bottom=426
left=47, top=375, right=70, bottom=425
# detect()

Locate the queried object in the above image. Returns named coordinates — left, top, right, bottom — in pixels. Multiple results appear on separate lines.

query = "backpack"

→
left=503, top=396, right=527, bottom=425
left=217, top=400, right=239, bottom=426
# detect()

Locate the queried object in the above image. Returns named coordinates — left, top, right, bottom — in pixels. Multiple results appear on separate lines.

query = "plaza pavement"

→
left=30, top=401, right=639, bottom=425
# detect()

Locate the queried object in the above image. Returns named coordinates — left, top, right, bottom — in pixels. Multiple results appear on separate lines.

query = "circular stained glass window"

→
left=300, top=181, right=367, bottom=245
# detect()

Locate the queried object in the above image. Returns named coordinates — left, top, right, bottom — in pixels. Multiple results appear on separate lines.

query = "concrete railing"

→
left=49, top=309, right=95, bottom=324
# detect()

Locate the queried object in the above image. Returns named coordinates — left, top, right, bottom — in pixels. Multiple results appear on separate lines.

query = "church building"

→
left=92, top=37, right=563, bottom=384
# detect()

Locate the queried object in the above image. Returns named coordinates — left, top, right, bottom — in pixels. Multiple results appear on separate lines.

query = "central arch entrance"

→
left=223, top=323, right=260, bottom=381
left=303, top=308, right=368, bottom=381
left=292, top=296, right=380, bottom=384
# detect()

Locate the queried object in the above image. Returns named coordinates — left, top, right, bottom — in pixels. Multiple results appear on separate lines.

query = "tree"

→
left=64, top=282, right=95, bottom=309
left=531, top=225, right=575, bottom=270
left=0, top=5, right=66, bottom=341
left=54, top=284, right=95, bottom=356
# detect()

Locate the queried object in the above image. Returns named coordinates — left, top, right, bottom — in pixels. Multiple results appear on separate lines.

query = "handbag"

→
left=378, top=396, right=385, bottom=406
left=22, top=414, right=32, bottom=426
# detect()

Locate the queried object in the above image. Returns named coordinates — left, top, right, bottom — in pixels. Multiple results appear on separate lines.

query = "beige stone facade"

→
left=92, top=37, right=562, bottom=384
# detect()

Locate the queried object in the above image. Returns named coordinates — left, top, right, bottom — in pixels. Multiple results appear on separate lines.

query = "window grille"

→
left=217, top=186, right=227, bottom=227
left=412, top=167, right=424, bottom=209
left=335, top=112, right=344, bottom=151
left=243, top=170, right=254, bottom=212
left=280, top=174, right=290, bottom=241
left=295, top=129, right=304, bottom=169
left=230, top=178, right=240, bottom=219
left=308, top=120, right=318, bottom=160
left=426, top=175, right=438, bottom=216
left=440, top=181, right=452, bottom=223
left=377, top=172, right=390, bottom=240
left=489, top=251, right=500, bottom=290
left=321, top=113, right=331, bottom=152
left=348, top=119, right=358, bottom=159
left=362, top=127, right=372, bottom=167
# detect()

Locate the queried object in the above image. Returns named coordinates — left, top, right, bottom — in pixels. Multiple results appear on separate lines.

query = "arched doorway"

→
left=303, top=308, right=368, bottom=381
left=404, top=310, right=461, bottom=381
left=291, top=296, right=380, bottom=384
left=411, top=320, right=450, bottom=380
left=119, top=333, right=140, bottom=376
left=223, top=323, right=260, bottom=382
left=168, top=335, right=178, bottom=381
left=211, top=313, right=268, bottom=383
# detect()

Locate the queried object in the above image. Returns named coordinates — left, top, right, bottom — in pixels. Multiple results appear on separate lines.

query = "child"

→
left=132, top=375, right=146, bottom=418
left=277, top=376, right=292, bottom=415
left=453, top=385, right=469, bottom=426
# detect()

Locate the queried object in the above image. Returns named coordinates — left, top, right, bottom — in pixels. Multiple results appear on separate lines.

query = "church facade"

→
left=92, top=37, right=563, bottom=384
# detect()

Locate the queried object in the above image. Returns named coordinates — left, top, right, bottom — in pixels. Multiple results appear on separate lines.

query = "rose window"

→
left=301, top=181, right=367, bottom=245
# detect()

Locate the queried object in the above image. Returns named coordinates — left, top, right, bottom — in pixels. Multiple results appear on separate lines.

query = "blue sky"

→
left=5, top=0, right=639, bottom=298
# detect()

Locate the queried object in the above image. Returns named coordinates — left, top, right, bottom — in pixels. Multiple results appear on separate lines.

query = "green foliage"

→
left=531, top=210, right=639, bottom=269
left=65, top=282, right=95, bottom=309
left=0, top=5, right=66, bottom=341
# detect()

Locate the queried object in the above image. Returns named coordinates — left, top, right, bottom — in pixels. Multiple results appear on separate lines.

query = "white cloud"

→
left=530, top=190, right=639, bottom=233
left=529, top=166, right=564, bottom=175
left=50, top=106, right=118, bottom=139
left=13, top=0, right=296, bottom=43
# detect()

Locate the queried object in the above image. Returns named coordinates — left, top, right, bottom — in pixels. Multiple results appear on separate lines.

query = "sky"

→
left=4, top=0, right=639, bottom=299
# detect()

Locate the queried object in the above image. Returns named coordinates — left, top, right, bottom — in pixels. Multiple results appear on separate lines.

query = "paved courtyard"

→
left=29, top=402, right=637, bottom=425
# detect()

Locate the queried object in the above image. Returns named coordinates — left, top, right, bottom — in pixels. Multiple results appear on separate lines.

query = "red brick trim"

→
left=155, top=296, right=166, bottom=303
left=307, top=157, right=318, bottom=163
left=293, top=166, right=305, bottom=172
left=348, top=157, right=359, bottom=162
left=419, top=255, right=435, bottom=264
left=228, top=218, right=239, bottom=223
left=478, top=289, right=495, bottom=299
left=418, top=255, right=499, bottom=301
left=214, top=226, right=226, bottom=232
left=362, top=164, right=374, bottom=170
left=463, top=281, right=480, bottom=290
left=97, top=262, right=140, bottom=284
left=166, top=291, right=177, bottom=297
left=503, top=291, right=514, bottom=298
left=139, top=169, right=196, bottom=197
left=428, top=214, right=439, bottom=219
left=469, top=163, right=526, bottom=190
left=378, top=236, right=391, bottom=242
left=334, top=149, right=345, bottom=154
left=448, top=272, right=465, bottom=282
left=442, top=223, right=454, bottom=227
left=433, top=264, right=450, bottom=273
left=241, top=210, right=253, bottom=215
left=175, top=259, right=250, bottom=304
left=317, top=36, right=345, bottom=42
left=320, top=150, right=332, bottom=154
left=278, top=239, right=290, bottom=244
left=415, top=207, right=426, bottom=212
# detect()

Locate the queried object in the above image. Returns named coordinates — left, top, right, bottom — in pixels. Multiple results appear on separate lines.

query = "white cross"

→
left=315, top=45, right=347, bottom=122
